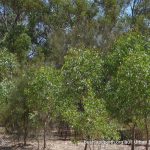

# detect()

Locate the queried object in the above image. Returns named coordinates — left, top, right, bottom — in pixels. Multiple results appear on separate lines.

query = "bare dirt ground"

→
left=0, top=134, right=148, bottom=150
left=0, top=128, right=149, bottom=150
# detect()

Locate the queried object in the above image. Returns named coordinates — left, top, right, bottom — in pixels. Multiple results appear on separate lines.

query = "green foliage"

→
left=62, top=84, right=119, bottom=140
left=1, top=66, right=58, bottom=135
left=25, top=66, right=57, bottom=114
left=57, top=48, right=119, bottom=140
left=14, top=33, right=31, bottom=60
left=0, top=79, right=16, bottom=123
left=105, top=32, right=150, bottom=78
left=62, top=48, right=102, bottom=97
left=3, top=77, right=29, bottom=133
left=1, top=24, right=31, bottom=65
left=101, top=31, right=150, bottom=130
left=106, top=51, right=150, bottom=123
left=0, top=79, right=15, bottom=103
left=0, top=49, right=19, bottom=126
left=0, top=49, right=19, bottom=81
left=91, top=32, right=150, bottom=99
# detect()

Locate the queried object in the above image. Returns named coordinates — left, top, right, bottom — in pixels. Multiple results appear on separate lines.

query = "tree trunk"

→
left=84, top=143, right=88, bottom=150
left=43, top=121, right=46, bottom=149
left=35, top=128, right=40, bottom=150
left=24, top=121, right=28, bottom=145
left=145, top=117, right=149, bottom=150
left=36, top=137, right=40, bottom=150
left=93, top=141, right=95, bottom=150
left=23, top=112, right=28, bottom=146
left=131, top=125, right=135, bottom=150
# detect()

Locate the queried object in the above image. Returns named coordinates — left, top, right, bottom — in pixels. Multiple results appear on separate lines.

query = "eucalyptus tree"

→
left=0, top=0, right=47, bottom=64
left=94, top=32, right=149, bottom=97
left=106, top=51, right=150, bottom=150
left=101, top=32, right=150, bottom=150
left=57, top=48, right=119, bottom=150
left=2, top=65, right=58, bottom=147
left=25, top=66, right=58, bottom=148
left=0, top=49, right=19, bottom=125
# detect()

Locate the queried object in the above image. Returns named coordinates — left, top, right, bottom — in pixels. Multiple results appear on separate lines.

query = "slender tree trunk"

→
left=43, top=121, right=46, bottom=149
left=131, top=125, right=135, bottom=150
left=93, top=141, right=95, bottom=150
left=145, top=117, right=149, bottom=150
left=84, top=143, right=88, bottom=150
left=37, top=137, right=40, bottom=150
left=36, top=129, right=40, bottom=150
left=24, top=120, right=28, bottom=145
left=23, top=112, right=28, bottom=146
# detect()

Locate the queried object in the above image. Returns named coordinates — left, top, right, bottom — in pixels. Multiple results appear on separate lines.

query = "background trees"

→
left=1, top=0, right=149, bottom=65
